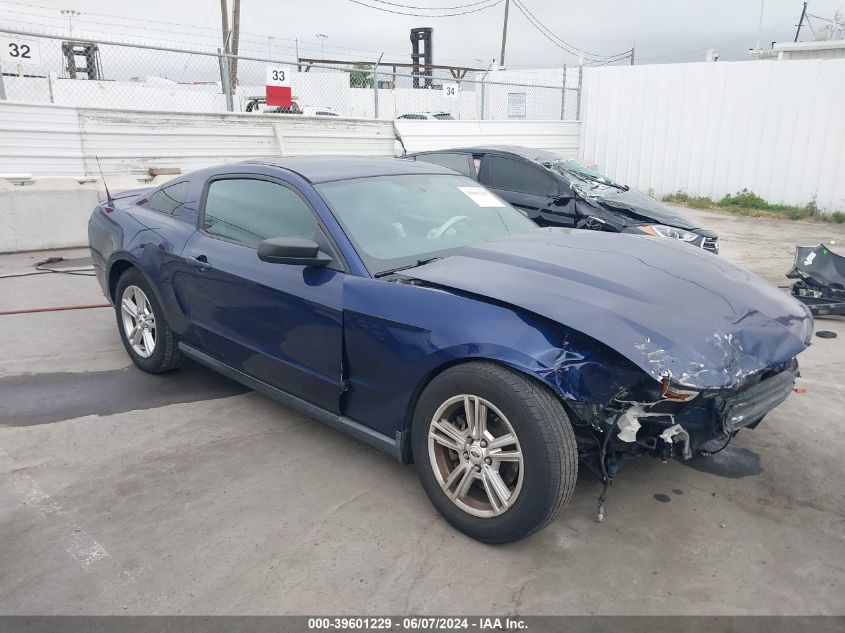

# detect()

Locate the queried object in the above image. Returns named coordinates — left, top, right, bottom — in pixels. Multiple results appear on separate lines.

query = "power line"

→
left=0, top=0, right=485, bottom=65
left=584, top=51, right=634, bottom=66
left=510, top=0, right=631, bottom=61
left=345, top=0, right=503, bottom=18
left=358, top=0, right=495, bottom=9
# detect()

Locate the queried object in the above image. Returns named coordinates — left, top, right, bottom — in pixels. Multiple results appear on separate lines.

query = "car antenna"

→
left=95, top=155, right=115, bottom=208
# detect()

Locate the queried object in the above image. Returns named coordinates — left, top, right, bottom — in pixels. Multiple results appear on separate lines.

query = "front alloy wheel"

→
left=413, top=362, right=578, bottom=544
left=428, top=395, right=523, bottom=517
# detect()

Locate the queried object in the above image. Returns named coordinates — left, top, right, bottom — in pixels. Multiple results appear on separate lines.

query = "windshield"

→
left=316, top=174, right=537, bottom=276
left=546, top=157, right=629, bottom=192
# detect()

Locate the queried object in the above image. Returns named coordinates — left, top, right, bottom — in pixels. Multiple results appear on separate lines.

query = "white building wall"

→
left=395, top=120, right=581, bottom=157
left=580, top=59, right=845, bottom=212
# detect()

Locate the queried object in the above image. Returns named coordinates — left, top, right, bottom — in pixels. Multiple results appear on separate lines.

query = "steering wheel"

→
left=428, top=215, right=472, bottom=239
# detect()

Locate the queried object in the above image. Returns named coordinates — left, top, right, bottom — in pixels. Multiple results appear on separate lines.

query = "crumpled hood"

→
left=581, top=187, right=699, bottom=230
left=407, top=229, right=812, bottom=390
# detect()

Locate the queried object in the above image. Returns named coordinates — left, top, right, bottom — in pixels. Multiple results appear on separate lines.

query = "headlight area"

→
left=568, top=384, right=705, bottom=469
left=568, top=384, right=715, bottom=521
left=569, top=360, right=799, bottom=472
left=635, top=224, right=700, bottom=242
left=628, top=224, right=720, bottom=254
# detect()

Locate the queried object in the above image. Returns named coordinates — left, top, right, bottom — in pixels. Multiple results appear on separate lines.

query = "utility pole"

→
left=316, top=33, right=328, bottom=58
left=794, top=2, right=808, bottom=42
left=230, top=0, right=240, bottom=90
left=499, top=0, right=510, bottom=69
left=630, top=40, right=635, bottom=65
left=755, top=0, right=765, bottom=49
left=220, top=0, right=230, bottom=52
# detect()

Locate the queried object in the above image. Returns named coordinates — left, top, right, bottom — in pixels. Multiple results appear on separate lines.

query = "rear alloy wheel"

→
left=413, top=362, right=578, bottom=543
left=114, top=268, right=182, bottom=374
left=120, top=285, right=156, bottom=358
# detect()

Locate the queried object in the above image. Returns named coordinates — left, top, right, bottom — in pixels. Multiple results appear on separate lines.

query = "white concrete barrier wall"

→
left=0, top=180, right=99, bottom=252
left=0, top=101, right=398, bottom=180
left=580, top=58, right=845, bottom=213
left=0, top=101, right=585, bottom=251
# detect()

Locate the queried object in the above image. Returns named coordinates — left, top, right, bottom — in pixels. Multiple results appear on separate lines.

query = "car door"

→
left=177, top=174, right=345, bottom=413
left=479, top=154, right=578, bottom=226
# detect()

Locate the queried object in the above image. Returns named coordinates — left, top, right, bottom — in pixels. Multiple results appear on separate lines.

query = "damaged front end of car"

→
left=406, top=228, right=813, bottom=519
left=536, top=332, right=803, bottom=520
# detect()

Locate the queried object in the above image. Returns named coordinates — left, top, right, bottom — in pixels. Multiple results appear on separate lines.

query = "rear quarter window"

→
left=146, top=181, right=190, bottom=217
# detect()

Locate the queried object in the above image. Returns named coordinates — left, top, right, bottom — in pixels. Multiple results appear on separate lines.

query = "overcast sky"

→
left=1, top=0, right=842, bottom=68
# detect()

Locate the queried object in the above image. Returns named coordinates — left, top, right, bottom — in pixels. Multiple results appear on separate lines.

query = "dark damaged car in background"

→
left=88, top=157, right=811, bottom=543
left=406, top=145, right=720, bottom=253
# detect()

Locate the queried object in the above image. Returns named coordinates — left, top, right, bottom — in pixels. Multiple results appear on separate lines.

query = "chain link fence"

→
left=0, top=28, right=581, bottom=120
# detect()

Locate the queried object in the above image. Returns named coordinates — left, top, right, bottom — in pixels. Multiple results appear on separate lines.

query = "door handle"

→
left=186, top=255, right=212, bottom=270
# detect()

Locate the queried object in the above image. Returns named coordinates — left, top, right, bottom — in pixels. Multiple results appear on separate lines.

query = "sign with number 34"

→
left=0, top=36, right=41, bottom=65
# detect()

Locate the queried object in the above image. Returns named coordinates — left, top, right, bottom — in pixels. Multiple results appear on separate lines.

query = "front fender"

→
left=341, top=276, right=656, bottom=438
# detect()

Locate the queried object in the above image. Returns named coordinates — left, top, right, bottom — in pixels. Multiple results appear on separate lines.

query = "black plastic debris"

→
left=787, top=243, right=845, bottom=317
left=816, top=331, right=838, bottom=339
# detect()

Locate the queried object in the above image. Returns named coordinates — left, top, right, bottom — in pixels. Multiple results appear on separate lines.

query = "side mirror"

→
left=258, top=237, right=331, bottom=267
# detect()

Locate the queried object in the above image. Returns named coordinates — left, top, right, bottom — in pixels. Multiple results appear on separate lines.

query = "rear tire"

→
left=412, top=361, right=577, bottom=543
left=114, top=268, right=182, bottom=374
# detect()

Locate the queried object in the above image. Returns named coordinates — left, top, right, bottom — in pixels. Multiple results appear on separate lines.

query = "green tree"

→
left=350, top=63, right=373, bottom=88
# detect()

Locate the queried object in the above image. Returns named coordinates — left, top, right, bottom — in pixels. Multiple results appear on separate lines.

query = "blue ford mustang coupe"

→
left=89, top=157, right=812, bottom=543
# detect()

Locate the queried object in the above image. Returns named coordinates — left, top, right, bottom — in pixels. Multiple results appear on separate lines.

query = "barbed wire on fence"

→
left=0, top=27, right=581, bottom=120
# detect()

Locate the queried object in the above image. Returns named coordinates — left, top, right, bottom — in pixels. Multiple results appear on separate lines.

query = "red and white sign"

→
left=265, top=66, right=292, bottom=107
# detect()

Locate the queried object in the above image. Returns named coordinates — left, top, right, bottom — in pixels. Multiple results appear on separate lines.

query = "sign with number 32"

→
left=0, top=36, right=41, bottom=65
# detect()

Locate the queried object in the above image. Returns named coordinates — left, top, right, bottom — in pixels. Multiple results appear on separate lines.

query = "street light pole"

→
left=61, top=9, right=80, bottom=39
left=316, top=33, right=328, bottom=59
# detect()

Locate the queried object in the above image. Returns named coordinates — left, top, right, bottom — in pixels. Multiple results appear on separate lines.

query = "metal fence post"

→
left=480, top=77, right=485, bottom=120
left=0, top=70, right=6, bottom=101
left=372, top=53, right=383, bottom=119
left=560, top=63, right=567, bottom=120
left=218, top=48, right=233, bottom=112
left=47, top=71, right=55, bottom=103
left=576, top=64, right=583, bottom=121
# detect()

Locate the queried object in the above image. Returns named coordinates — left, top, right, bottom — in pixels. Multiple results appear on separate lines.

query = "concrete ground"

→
left=1, top=208, right=844, bottom=615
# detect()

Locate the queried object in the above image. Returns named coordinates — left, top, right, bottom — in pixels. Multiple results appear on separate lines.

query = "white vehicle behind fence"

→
left=396, top=111, right=455, bottom=120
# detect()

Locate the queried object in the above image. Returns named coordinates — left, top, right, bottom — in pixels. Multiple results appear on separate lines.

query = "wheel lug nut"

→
left=463, top=452, right=469, bottom=459
left=474, top=465, right=481, bottom=472
left=485, top=457, right=492, bottom=465
left=480, top=440, right=487, bottom=448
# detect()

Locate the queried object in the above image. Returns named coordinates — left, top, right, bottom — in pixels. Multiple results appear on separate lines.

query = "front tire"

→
left=114, top=268, right=182, bottom=374
left=412, top=362, right=577, bottom=543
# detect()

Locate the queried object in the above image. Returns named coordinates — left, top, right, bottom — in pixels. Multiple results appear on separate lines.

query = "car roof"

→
left=245, top=155, right=458, bottom=183
left=414, top=145, right=563, bottom=163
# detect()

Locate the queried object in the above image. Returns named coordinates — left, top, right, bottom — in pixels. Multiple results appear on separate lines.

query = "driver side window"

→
left=484, top=156, right=558, bottom=197
left=203, top=178, right=317, bottom=249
